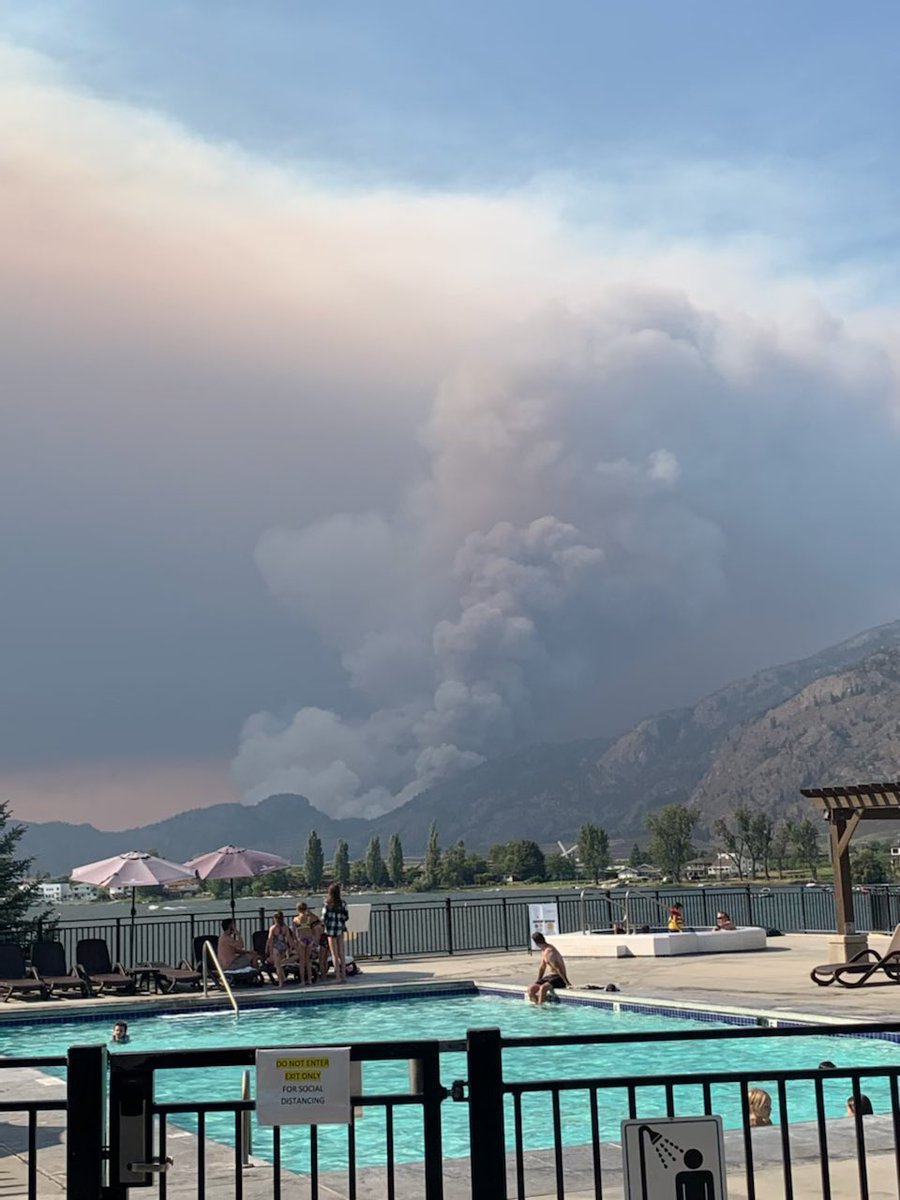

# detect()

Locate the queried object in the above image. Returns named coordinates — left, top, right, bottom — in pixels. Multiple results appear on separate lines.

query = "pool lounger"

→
left=75, top=938, right=137, bottom=996
left=30, top=941, right=91, bottom=999
left=811, top=924, right=900, bottom=988
left=0, top=943, right=51, bottom=1002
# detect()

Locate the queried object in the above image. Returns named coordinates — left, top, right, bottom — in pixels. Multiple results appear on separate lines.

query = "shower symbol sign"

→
left=622, top=1116, right=727, bottom=1199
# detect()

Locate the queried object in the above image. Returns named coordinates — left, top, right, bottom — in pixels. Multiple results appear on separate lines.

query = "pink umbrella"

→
left=71, top=851, right=196, bottom=963
left=184, top=845, right=291, bottom=919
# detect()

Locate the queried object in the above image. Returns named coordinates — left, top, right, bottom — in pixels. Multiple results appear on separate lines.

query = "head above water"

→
left=112, top=1021, right=128, bottom=1042
left=748, top=1088, right=772, bottom=1121
left=848, top=1095, right=873, bottom=1116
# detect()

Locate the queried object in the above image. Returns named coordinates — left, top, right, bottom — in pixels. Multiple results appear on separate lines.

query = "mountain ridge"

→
left=18, top=618, right=900, bottom=874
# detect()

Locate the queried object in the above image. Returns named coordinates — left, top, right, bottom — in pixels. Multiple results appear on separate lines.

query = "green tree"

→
left=440, top=840, right=468, bottom=888
left=387, top=834, right=404, bottom=887
left=0, top=802, right=50, bottom=942
left=788, top=817, right=821, bottom=880
left=748, top=811, right=774, bottom=880
left=332, top=839, right=350, bottom=888
left=490, top=840, right=546, bottom=882
left=305, top=830, right=325, bottom=891
left=578, top=823, right=610, bottom=884
left=628, top=843, right=643, bottom=869
left=852, top=842, right=891, bottom=885
left=646, top=804, right=700, bottom=882
left=769, top=823, right=792, bottom=878
left=424, top=822, right=441, bottom=890
left=713, top=806, right=753, bottom=880
left=545, top=852, right=577, bottom=881
left=350, top=859, right=369, bottom=887
left=365, top=836, right=388, bottom=888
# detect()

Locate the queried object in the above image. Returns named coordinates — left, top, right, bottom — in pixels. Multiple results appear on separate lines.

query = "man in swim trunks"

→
left=526, top=932, right=571, bottom=1004
left=217, top=918, right=261, bottom=971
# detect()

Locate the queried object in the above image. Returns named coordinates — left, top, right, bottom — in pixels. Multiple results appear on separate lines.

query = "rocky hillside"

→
left=19, top=619, right=900, bottom=873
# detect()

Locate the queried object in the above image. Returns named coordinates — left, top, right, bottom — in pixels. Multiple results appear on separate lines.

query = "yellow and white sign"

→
left=255, top=1047, right=351, bottom=1126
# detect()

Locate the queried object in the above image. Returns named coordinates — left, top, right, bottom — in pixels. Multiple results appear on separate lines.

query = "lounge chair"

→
left=0, top=943, right=50, bottom=1002
left=75, top=939, right=137, bottom=996
left=130, top=960, right=202, bottom=993
left=193, top=936, right=262, bottom=987
left=30, top=941, right=91, bottom=998
left=251, top=930, right=301, bottom=985
left=811, top=925, right=900, bottom=988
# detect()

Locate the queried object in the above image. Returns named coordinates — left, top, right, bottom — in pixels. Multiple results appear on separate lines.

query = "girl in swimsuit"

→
left=292, top=901, right=322, bottom=985
left=266, top=910, right=297, bottom=986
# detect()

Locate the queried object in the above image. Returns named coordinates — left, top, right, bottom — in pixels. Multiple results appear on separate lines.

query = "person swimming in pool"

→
left=111, top=1021, right=129, bottom=1043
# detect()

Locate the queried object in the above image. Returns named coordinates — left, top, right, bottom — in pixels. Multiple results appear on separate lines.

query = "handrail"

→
left=578, top=888, right=622, bottom=934
left=201, top=941, right=238, bottom=1015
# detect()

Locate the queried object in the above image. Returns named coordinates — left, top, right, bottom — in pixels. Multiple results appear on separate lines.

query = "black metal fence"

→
left=466, top=1021, right=900, bottom=1200
left=12, top=883, right=900, bottom=970
left=15, top=1019, right=900, bottom=1198
left=0, top=1054, right=67, bottom=1200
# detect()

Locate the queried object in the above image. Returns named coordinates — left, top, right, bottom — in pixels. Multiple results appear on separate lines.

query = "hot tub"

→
left=551, top=926, right=768, bottom=958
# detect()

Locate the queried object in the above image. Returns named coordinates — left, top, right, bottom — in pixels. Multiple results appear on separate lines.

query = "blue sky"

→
left=3, top=3, right=900, bottom=826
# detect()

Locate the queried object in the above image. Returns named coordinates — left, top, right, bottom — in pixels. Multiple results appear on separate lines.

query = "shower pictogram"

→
left=622, top=1116, right=727, bottom=1199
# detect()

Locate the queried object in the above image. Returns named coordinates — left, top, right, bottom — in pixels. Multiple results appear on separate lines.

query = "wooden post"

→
left=828, top=813, right=868, bottom=962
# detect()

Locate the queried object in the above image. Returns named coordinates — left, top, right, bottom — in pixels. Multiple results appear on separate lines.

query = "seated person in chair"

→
left=217, top=919, right=261, bottom=971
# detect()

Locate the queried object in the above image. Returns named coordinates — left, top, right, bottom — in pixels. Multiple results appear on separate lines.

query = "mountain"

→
left=19, top=619, right=900, bottom=874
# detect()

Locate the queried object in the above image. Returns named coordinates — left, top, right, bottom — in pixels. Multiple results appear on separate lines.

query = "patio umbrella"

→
left=184, top=845, right=291, bottom=920
left=71, top=850, right=196, bottom=966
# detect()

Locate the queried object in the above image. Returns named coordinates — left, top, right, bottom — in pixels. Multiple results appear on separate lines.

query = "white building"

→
left=34, top=882, right=98, bottom=903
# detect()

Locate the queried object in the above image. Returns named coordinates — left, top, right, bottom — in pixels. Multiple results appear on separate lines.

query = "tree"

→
left=852, top=842, right=891, bottom=885
left=788, top=817, right=822, bottom=880
left=578, top=823, right=610, bottom=884
left=490, top=840, right=546, bottom=882
left=769, top=823, right=792, bottom=878
left=545, top=852, right=577, bottom=881
left=713, top=806, right=753, bottom=880
left=350, top=859, right=369, bottom=887
left=387, top=834, right=404, bottom=887
left=424, top=822, right=441, bottom=890
left=440, top=841, right=468, bottom=888
left=305, top=830, right=325, bottom=892
left=646, top=805, right=700, bottom=882
left=628, top=843, right=643, bottom=869
left=365, top=836, right=388, bottom=888
left=748, top=811, right=774, bottom=880
left=332, top=839, right=350, bottom=888
left=0, top=802, right=49, bottom=942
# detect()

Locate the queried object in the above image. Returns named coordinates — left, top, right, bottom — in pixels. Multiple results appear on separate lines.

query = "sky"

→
left=3, top=2, right=900, bottom=828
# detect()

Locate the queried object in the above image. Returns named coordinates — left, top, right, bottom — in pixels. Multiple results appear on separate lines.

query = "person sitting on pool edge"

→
left=217, top=918, right=261, bottom=972
left=714, top=911, right=736, bottom=931
left=526, top=932, right=571, bottom=1004
left=111, top=1021, right=129, bottom=1043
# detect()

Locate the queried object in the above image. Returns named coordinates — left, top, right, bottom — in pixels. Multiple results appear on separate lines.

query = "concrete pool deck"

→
left=5, top=932, right=900, bottom=1197
left=2, top=931, right=900, bottom=1024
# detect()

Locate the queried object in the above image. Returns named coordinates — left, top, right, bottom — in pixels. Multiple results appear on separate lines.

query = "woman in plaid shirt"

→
left=322, top=883, right=350, bottom=982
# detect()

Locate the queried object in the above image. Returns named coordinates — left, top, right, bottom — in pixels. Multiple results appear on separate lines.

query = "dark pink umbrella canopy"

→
left=184, top=845, right=291, bottom=918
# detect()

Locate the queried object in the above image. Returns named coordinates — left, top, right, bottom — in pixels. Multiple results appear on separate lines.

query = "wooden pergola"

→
left=802, top=782, right=900, bottom=944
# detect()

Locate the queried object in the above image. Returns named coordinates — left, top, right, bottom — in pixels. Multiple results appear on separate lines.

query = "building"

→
left=891, top=839, right=900, bottom=869
left=34, top=882, right=98, bottom=903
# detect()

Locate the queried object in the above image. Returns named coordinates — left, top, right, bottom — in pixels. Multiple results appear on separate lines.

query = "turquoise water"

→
left=4, top=995, right=899, bottom=1169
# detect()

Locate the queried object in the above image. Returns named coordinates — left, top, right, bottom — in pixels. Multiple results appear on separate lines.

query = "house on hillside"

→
left=616, top=863, right=660, bottom=882
left=707, top=852, right=750, bottom=879
left=685, top=857, right=714, bottom=881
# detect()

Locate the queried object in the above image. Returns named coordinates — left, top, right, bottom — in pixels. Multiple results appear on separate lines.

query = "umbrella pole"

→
left=130, top=886, right=136, bottom=968
left=230, top=878, right=236, bottom=924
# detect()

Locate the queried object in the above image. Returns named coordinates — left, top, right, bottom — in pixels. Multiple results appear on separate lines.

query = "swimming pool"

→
left=6, top=993, right=900, bottom=1169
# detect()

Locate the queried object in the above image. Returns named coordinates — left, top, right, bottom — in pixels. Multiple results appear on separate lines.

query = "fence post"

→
left=445, top=897, right=454, bottom=955
left=67, top=1044, right=107, bottom=1200
left=467, top=1027, right=507, bottom=1200
left=115, top=917, right=121, bottom=965
left=502, top=897, right=509, bottom=951
left=387, top=904, right=394, bottom=959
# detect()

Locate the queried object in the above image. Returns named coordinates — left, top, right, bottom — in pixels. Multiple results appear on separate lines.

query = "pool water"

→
left=5, top=994, right=899, bottom=1170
